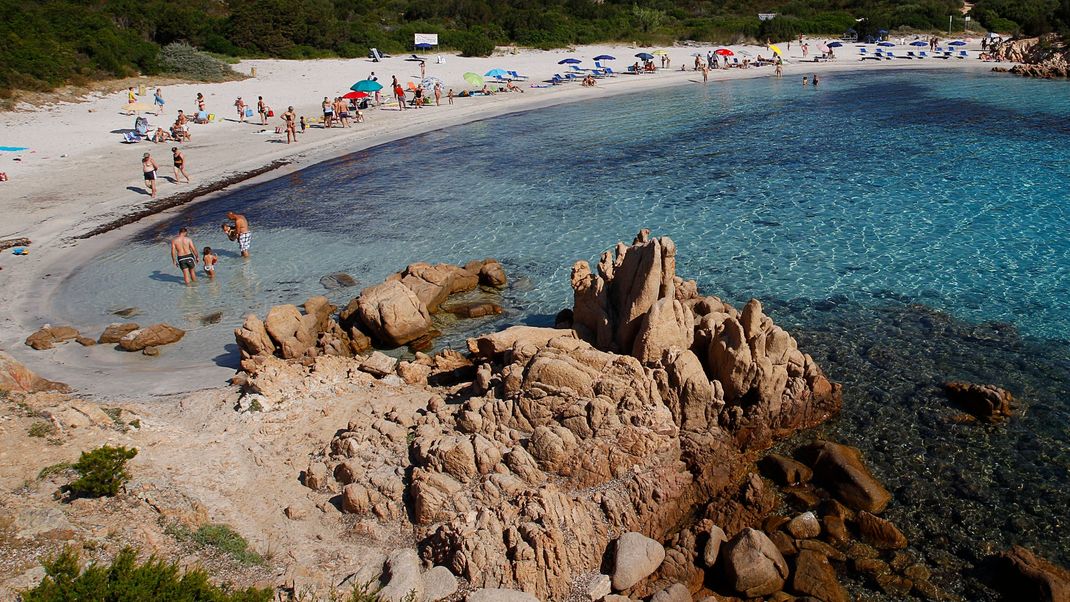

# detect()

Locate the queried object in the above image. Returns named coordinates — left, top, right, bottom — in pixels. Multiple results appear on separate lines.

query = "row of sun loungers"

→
left=860, top=48, right=970, bottom=61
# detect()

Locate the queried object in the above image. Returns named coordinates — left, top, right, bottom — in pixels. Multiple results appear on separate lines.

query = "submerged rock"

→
left=992, top=545, right=1070, bottom=602
left=319, top=272, right=358, bottom=290
left=942, top=381, right=1014, bottom=422
left=793, top=549, right=849, bottom=602
left=796, top=441, right=891, bottom=514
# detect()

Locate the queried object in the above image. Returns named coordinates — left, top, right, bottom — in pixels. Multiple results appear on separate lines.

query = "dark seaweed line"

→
left=73, top=159, right=291, bottom=240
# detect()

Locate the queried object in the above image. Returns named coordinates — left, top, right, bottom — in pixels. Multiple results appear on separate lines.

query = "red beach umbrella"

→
left=715, top=48, right=734, bottom=56
left=342, top=91, right=369, bottom=100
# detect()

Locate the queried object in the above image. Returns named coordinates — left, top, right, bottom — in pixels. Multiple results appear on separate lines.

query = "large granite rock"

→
left=0, top=350, right=68, bottom=393
left=943, top=381, right=1014, bottom=422
left=612, top=532, right=666, bottom=591
left=349, top=280, right=432, bottom=347
left=796, top=440, right=891, bottom=513
left=98, top=322, right=140, bottom=344
left=992, top=545, right=1070, bottom=602
left=466, top=326, right=577, bottom=360
left=25, top=325, right=80, bottom=350
left=792, top=549, right=849, bottom=602
left=234, top=314, right=275, bottom=358
left=118, top=323, right=184, bottom=351
left=722, top=528, right=789, bottom=597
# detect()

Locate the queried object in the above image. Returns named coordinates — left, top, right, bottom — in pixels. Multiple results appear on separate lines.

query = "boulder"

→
left=795, top=441, right=891, bottom=513
left=585, top=574, right=612, bottom=600
left=466, top=589, right=538, bottom=602
left=631, top=297, right=694, bottom=364
left=98, top=322, right=140, bottom=344
left=423, top=566, right=459, bottom=601
left=792, top=549, right=849, bottom=602
left=759, top=453, right=814, bottom=486
left=25, top=326, right=80, bottom=350
left=264, top=304, right=317, bottom=359
left=476, top=259, right=508, bottom=287
left=359, top=351, right=397, bottom=378
left=651, top=583, right=691, bottom=602
left=466, top=326, right=577, bottom=360
left=234, top=315, right=275, bottom=358
left=379, top=549, right=424, bottom=602
left=0, top=351, right=68, bottom=393
left=722, top=528, right=789, bottom=597
left=787, top=512, right=821, bottom=539
left=856, top=512, right=907, bottom=550
left=320, top=272, right=358, bottom=290
left=992, top=545, right=1070, bottom=602
left=399, top=262, right=479, bottom=312
left=118, top=324, right=185, bottom=351
left=943, top=381, right=1014, bottom=422
left=703, top=525, right=728, bottom=568
left=612, top=532, right=666, bottom=591
left=352, top=280, right=432, bottom=347
left=443, top=302, right=503, bottom=319
left=75, top=336, right=96, bottom=347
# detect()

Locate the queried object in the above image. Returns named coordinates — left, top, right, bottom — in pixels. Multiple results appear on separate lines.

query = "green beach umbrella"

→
left=351, top=79, right=383, bottom=92
left=463, top=72, right=484, bottom=87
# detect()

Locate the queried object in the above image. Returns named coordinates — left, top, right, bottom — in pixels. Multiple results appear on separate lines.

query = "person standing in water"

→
left=170, top=227, right=199, bottom=285
left=227, top=211, right=251, bottom=257
left=142, top=152, right=159, bottom=198
left=812, top=74, right=820, bottom=87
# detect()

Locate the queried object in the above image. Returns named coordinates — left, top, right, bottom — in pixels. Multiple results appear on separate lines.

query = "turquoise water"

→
left=56, top=69, right=1070, bottom=598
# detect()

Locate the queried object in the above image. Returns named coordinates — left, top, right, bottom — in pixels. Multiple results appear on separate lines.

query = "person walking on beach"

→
left=701, top=64, right=708, bottom=83
left=322, top=97, right=334, bottom=128
left=283, top=106, right=297, bottom=143
left=196, top=92, right=206, bottom=114
left=142, top=152, right=159, bottom=198
left=369, top=71, right=381, bottom=104
left=420, top=60, right=426, bottom=78
left=226, top=211, right=251, bottom=257
left=394, top=81, right=407, bottom=110
left=170, top=227, right=199, bottom=285
left=172, top=147, right=190, bottom=184
left=447, top=88, right=454, bottom=104
left=154, top=88, right=165, bottom=114
left=235, top=96, right=247, bottom=122
left=257, top=96, right=268, bottom=125
left=434, top=82, right=442, bottom=106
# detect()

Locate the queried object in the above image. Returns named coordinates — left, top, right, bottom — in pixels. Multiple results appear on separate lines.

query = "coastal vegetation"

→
left=65, top=444, right=138, bottom=498
left=3, top=0, right=1066, bottom=97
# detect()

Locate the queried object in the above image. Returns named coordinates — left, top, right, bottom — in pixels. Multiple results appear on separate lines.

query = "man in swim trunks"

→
left=170, top=227, right=199, bottom=285
left=227, top=211, right=251, bottom=258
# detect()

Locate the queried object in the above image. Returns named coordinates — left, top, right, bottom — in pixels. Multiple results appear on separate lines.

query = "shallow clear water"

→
left=57, top=69, right=1070, bottom=597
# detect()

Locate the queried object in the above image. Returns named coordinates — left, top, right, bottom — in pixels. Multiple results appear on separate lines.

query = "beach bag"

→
left=267, top=109, right=274, bottom=117
left=245, top=108, right=254, bottom=117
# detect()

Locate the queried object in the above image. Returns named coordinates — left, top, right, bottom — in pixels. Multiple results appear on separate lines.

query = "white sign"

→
left=758, top=13, right=778, bottom=21
left=414, top=33, right=439, bottom=46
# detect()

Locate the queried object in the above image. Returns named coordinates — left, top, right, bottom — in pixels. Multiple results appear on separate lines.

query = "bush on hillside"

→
left=67, top=444, right=137, bottom=498
left=21, top=547, right=271, bottom=602
left=158, top=42, right=238, bottom=82
left=460, top=33, right=496, bottom=57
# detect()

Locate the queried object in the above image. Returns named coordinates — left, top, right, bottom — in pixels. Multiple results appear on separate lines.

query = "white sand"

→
left=0, top=39, right=1002, bottom=395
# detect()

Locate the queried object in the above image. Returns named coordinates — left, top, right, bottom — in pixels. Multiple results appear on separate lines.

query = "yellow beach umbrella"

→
left=652, top=49, right=669, bottom=56
left=768, top=44, right=783, bottom=56
left=123, top=101, right=157, bottom=113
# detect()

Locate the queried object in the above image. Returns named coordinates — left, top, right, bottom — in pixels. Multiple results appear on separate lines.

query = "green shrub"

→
left=67, top=445, right=137, bottom=498
left=38, top=462, right=73, bottom=480
left=167, top=522, right=266, bottom=566
left=158, top=42, right=238, bottom=82
left=28, top=421, right=56, bottom=438
left=460, top=32, right=496, bottom=57
left=21, top=547, right=271, bottom=602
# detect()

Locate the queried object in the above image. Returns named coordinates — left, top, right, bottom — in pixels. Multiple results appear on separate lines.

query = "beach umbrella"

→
left=485, top=68, right=510, bottom=78
left=715, top=48, right=734, bottom=56
left=421, top=77, right=443, bottom=89
left=877, top=41, right=895, bottom=47
left=948, top=40, right=967, bottom=46
left=342, top=91, right=368, bottom=100
left=818, top=44, right=830, bottom=53
left=828, top=41, right=843, bottom=48
left=351, top=79, right=383, bottom=92
left=594, top=54, right=616, bottom=60
left=123, top=101, right=156, bottom=113
left=910, top=40, right=928, bottom=47
left=652, top=49, right=669, bottom=56
left=767, top=44, right=783, bottom=56
left=414, top=43, right=433, bottom=50
left=634, top=52, right=654, bottom=60
left=463, top=72, right=484, bottom=87
left=558, top=58, right=582, bottom=64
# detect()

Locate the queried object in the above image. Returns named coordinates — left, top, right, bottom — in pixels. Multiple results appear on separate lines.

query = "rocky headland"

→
left=992, top=34, right=1070, bottom=78
left=2, top=229, right=1067, bottom=601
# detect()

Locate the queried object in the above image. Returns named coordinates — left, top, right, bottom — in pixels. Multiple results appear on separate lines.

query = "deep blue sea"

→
left=58, top=69, right=1069, bottom=599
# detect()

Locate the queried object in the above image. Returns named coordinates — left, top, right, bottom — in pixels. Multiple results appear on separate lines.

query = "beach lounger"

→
left=122, top=132, right=141, bottom=143
left=918, top=51, right=929, bottom=59
left=369, top=48, right=386, bottom=62
left=569, top=65, right=588, bottom=74
left=907, top=51, right=918, bottom=58
left=601, top=66, right=618, bottom=76
left=508, top=70, right=529, bottom=80
left=957, top=51, right=969, bottom=59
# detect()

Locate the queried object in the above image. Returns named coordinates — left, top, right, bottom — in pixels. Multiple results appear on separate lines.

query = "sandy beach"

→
left=0, top=40, right=1001, bottom=395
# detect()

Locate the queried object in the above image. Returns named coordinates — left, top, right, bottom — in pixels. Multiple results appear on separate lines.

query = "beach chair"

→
left=907, top=51, right=918, bottom=58
left=508, top=70, right=529, bottom=80
left=859, top=48, right=867, bottom=58
left=918, top=51, right=929, bottom=59
left=732, top=58, right=740, bottom=67
left=564, top=72, right=580, bottom=82
left=601, top=66, right=617, bottom=76
left=369, top=48, right=384, bottom=62
left=957, top=50, right=968, bottom=59
left=122, top=132, right=141, bottom=143
left=884, top=51, right=896, bottom=60
left=549, top=74, right=565, bottom=85
left=569, top=65, right=587, bottom=74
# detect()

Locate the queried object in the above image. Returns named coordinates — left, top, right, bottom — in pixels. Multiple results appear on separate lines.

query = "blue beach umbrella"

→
left=877, top=41, right=895, bottom=47
left=485, top=68, right=510, bottom=78
left=351, top=79, right=383, bottom=92
left=828, top=41, right=843, bottom=48
left=594, top=54, right=616, bottom=60
left=415, top=43, right=433, bottom=50
left=635, top=52, right=654, bottom=60
left=948, top=40, right=967, bottom=46
left=910, top=40, right=928, bottom=46
left=558, top=58, right=581, bottom=64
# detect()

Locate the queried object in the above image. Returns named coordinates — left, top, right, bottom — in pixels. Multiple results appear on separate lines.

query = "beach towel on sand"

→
left=0, top=146, right=28, bottom=152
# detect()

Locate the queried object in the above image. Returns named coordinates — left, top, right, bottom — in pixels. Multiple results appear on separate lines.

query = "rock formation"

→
left=943, top=381, right=1014, bottom=422
left=0, top=350, right=68, bottom=393
left=117, top=323, right=185, bottom=352
left=992, top=34, right=1070, bottom=78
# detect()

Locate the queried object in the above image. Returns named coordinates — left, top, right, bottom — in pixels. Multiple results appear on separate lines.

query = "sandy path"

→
left=0, top=41, right=1002, bottom=395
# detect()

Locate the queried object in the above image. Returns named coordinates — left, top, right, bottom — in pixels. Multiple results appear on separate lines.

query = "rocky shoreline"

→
left=991, top=34, right=1070, bottom=78
left=3, top=229, right=1068, bottom=601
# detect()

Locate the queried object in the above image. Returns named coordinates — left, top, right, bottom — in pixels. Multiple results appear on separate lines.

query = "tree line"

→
left=2, top=0, right=1067, bottom=96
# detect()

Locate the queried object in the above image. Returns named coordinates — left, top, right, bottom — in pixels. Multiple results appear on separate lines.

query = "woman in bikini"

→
left=142, top=153, right=159, bottom=198
left=172, top=147, right=190, bottom=184
left=322, top=97, right=333, bottom=128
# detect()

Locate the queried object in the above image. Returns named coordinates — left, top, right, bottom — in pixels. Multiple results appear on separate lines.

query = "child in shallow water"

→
left=202, top=247, right=218, bottom=278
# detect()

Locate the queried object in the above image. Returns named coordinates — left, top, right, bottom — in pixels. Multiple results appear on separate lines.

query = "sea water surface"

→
left=58, top=70, right=1069, bottom=598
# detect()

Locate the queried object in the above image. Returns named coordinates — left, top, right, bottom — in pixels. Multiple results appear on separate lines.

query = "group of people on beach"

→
left=168, top=212, right=250, bottom=285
